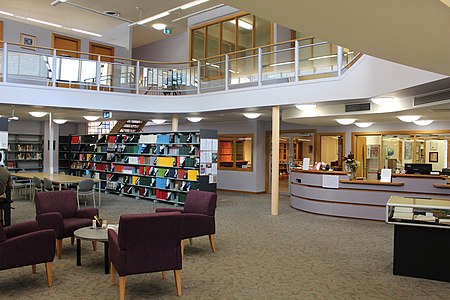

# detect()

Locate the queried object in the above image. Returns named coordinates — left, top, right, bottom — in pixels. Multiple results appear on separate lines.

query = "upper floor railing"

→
left=0, top=38, right=360, bottom=96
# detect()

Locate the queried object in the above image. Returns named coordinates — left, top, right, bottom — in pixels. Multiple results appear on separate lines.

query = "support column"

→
left=48, top=113, right=54, bottom=174
left=271, top=106, right=280, bottom=216
left=172, top=114, right=179, bottom=132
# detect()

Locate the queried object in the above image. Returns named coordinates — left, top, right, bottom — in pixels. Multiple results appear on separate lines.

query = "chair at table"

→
left=43, top=178, right=54, bottom=192
left=32, top=176, right=43, bottom=202
left=76, top=179, right=96, bottom=208
left=0, top=220, right=55, bottom=287
left=155, top=190, right=217, bottom=257
left=35, top=190, right=98, bottom=259
left=12, top=176, right=32, bottom=201
left=109, top=212, right=182, bottom=299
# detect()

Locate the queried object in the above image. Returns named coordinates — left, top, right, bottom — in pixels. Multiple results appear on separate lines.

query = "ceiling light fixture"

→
left=295, top=104, right=317, bottom=111
left=397, top=115, right=421, bottom=122
left=172, top=4, right=225, bottom=22
left=83, top=116, right=100, bottom=121
left=229, top=19, right=253, bottom=30
left=308, top=54, right=337, bottom=61
left=29, top=112, right=48, bottom=118
left=336, top=118, right=356, bottom=125
left=243, top=113, right=261, bottom=119
left=51, top=0, right=67, bottom=6
left=371, top=97, right=395, bottom=106
left=26, top=17, right=62, bottom=28
left=187, top=117, right=203, bottom=123
left=413, top=120, right=433, bottom=126
left=0, top=10, right=14, bottom=17
left=269, top=61, right=294, bottom=67
left=8, top=109, right=19, bottom=121
left=151, top=119, right=166, bottom=124
left=132, top=12, right=170, bottom=26
left=53, top=119, right=68, bottom=124
left=355, top=122, right=373, bottom=128
left=71, top=28, right=102, bottom=37
left=152, top=23, right=166, bottom=30
left=180, top=0, right=209, bottom=10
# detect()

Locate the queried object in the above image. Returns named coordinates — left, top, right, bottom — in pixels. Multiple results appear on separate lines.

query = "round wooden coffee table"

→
left=74, top=226, right=109, bottom=274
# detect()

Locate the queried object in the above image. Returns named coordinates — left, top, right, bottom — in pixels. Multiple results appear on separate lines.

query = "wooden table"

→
left=14, top=172, right=101, bottom=204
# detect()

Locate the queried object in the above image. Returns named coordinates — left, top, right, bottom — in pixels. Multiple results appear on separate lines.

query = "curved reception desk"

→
left=290, top=170, right=450, bottom=220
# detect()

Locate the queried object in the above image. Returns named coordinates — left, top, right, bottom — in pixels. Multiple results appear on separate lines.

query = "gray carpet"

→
left=1, top=191, right=450, bottom=299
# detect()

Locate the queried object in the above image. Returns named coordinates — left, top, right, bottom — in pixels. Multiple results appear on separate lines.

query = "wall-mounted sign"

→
left=163, top=27, right=173, bottom=35
left=103, top=111, right=113, bottom=119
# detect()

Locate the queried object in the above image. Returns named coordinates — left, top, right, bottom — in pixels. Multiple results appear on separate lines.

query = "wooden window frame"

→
left=218, top=134, right=254, bottom=171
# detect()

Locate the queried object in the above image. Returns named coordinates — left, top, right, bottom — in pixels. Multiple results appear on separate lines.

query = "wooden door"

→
left=89, top=42, right=114, bottom=91
left=355, top=136, right=366, bottom=178
left=52, top=34, right=81, bottom=88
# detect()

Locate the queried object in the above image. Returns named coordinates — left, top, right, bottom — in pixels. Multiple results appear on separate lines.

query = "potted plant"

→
left=343, top=152, right=360, bottom=180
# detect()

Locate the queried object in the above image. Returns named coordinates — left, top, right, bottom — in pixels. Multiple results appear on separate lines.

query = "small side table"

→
left=74, top=226, right=110, bottom=274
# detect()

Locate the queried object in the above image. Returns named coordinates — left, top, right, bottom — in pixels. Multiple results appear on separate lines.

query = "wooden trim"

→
left=339, top=179, right=404, bottom=186
left=217, top=188, right=265, bottom=194
left=434, top=184, right=450, bottom=189
left=291, top=169, right=347, bottom=175
left=392, top=174, right=447, bottom=179
left=0, top=21, right=3, bottom=45
left=190, top=12, right=249, bottom=30
left=291, top=193, right=384, bottom=207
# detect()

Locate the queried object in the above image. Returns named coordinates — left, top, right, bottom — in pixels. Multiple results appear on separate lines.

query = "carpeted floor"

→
left=1, top=191, right=450, bottom=299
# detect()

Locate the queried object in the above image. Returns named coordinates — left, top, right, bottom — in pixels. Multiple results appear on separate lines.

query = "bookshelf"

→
left=7, top=134, right=43, bottom=172
left=68, top=130, right=217, bottom=206
left=58, top=136, right=71, bottom=173
left=219, top=139, right=233, bottom=168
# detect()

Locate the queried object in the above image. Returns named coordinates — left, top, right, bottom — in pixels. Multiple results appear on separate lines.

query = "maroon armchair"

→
left=109, top=212, right=182, bottom=299
left=155, top=190, right=217, bottom=256
left=35, top=190, right=98, bottom=259
left=0, top=220, right=55, bottom=287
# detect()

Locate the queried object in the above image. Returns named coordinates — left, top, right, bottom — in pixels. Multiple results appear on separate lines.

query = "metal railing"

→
left=0, top=38, right=359, bottom=96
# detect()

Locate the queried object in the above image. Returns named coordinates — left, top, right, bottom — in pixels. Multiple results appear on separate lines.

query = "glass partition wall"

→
left=353, top=132, right=450, bottom=179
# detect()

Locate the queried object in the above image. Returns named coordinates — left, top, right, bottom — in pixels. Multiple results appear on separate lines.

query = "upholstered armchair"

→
left=109, top=212, right=182, bottom=299
left=0, top=220, right=55, bottom=287
left=35, top=190, right=98, bottom=259
left=155, top=190, right=217, bottom=256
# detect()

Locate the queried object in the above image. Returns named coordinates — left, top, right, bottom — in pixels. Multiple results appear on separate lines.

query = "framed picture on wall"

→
left=20, top=33, right=37, bottom=50
left=429, top=152, right=438, bottom=163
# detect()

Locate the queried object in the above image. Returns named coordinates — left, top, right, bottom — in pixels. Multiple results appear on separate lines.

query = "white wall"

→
left=133, top=32, right=190, bottom=62
left=425, top=140, right=447, bottom=171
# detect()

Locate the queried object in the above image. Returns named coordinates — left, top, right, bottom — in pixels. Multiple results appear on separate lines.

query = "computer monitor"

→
left=404, top=163, right=432, bottom=175
left=442, top=168, right=450, bottom=176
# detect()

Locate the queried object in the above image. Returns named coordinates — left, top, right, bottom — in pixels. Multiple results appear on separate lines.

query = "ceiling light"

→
left=133, top=12, right=170, bottom=26
left=413, top=120, right=433, bottom=126
left=152, top=23, right=166, bottom=30
left=53, top=119, right=67, bottom=124
left=71, top=28, right=102, bottom=37
left=151, top=119, right=166, bottom=124
left=229, top=19, right=253, bottom=30
left=26, top=17, right=62, bottom=28
left=295, top=104, right=317, bottom=111
left=180, top=0, right=209, bottom=10
left=308, top=54, right=337, bottom=61
left=0, top=10, right=14, bottom=17
left=83, top=116, right=100, bottom=121
left=51, top=0, right=67, bottom=6
left=336, top=118, right=356, bottom=125
left=269, top=61, right=294, bottom=67
left=187, top=117, right=203, bottom=123
left=244, top=113, right=261, bottom=119
left=397, top=115, right=421, bottom=122
left=355, top=122, right=373, bottom=128
left=371, top=97, right=395, bottom=106
left=29, top=112, right=48, bottom=118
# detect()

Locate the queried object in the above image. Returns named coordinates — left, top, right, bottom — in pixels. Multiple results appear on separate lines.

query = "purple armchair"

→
left=0, top=221, right=55, bottom=287
left=155, top=190, right=217, bottom=256
left=109, top=212, right=182, bottom=299
left=35, top=190, right=98, bottom=259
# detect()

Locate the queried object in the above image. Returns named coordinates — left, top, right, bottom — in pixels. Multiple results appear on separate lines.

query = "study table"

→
left=14, top=172, right=101, bottom=204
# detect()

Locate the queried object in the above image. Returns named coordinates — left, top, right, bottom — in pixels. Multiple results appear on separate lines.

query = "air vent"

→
left=414, top=90, right=450, bottom=106
left=345, top=103, right=371, bottom=112
left=103, top=11, right=120, bottom=17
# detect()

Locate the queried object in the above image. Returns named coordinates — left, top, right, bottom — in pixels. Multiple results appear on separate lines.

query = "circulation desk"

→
left=290, top=170, right=450, bottom=220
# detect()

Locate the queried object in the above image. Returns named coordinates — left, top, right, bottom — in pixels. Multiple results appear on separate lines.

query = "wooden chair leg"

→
left=32, top=264, right=37, bottom=274
left=92, top=241, right=97, bottom=251
left=110, top=262, right=116, bottom=285
left=119, top=276, right=126, bottom=300
left=174, top=269, right=182, bottom=297
left=209, top=234, right=217, bottom=253
left=45, top=262, right=53, bottom=287
left=161, top=271, right=166, bottom=279
left=57, top=239, right=63, bottom=259
left=189, top=238, right=193, bottom=245
left=181, top=240, right=184, bottom=259
left=71, top=236, right=75, bottom=245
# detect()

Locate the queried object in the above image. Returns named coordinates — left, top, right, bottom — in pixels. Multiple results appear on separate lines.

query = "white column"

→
left=49, top=113, right=54, bottom=174
left=271, top=106, right=280, bottom=216
left=172, top=114, right=179, bottom=132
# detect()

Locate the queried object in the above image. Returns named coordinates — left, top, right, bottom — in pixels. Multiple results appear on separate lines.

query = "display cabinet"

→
left=68, top=130, right=217, bottom=206
left=7, top=134, right=43, bottom=172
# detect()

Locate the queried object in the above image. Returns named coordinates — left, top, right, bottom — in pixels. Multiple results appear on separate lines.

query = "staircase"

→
left=110, top=120, right=147, bottom=133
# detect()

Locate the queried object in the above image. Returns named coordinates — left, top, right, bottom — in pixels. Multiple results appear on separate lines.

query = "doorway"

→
left=89, top=42, right=114, bottom=90
left=52, top=34, right=81, bottom=88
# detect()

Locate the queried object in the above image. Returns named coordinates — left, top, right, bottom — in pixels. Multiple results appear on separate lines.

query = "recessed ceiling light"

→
left=152, top=23, right=166, bottom=30
left=134, top=12, right=170, bottom=26
left=26, top=17, right=62, bottom=28
left=371, top=97, right=395, bottom=106
left=397, top=115, right=420, bottom=122
left=180, top=0, right=209, bottom=10
left=187, top=117, right=203, bottom=123
left=336, top=118, right=356, bottom=125
left=83, top=116, right=100, bottom=121
left=29, top=112, right=48, bottom=118
left=243, top=113, right=261, bottom=119
left=151, top=119, right=166, bottom=124
left=355, top=122, right=373, bottom=128
left=295, top=104, right=317, bottom=111
left=413, top=120, right=433, bottom=126
left=71, top=28, right=102, bottom=37
left=53, top=119, right=67, bottom=124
